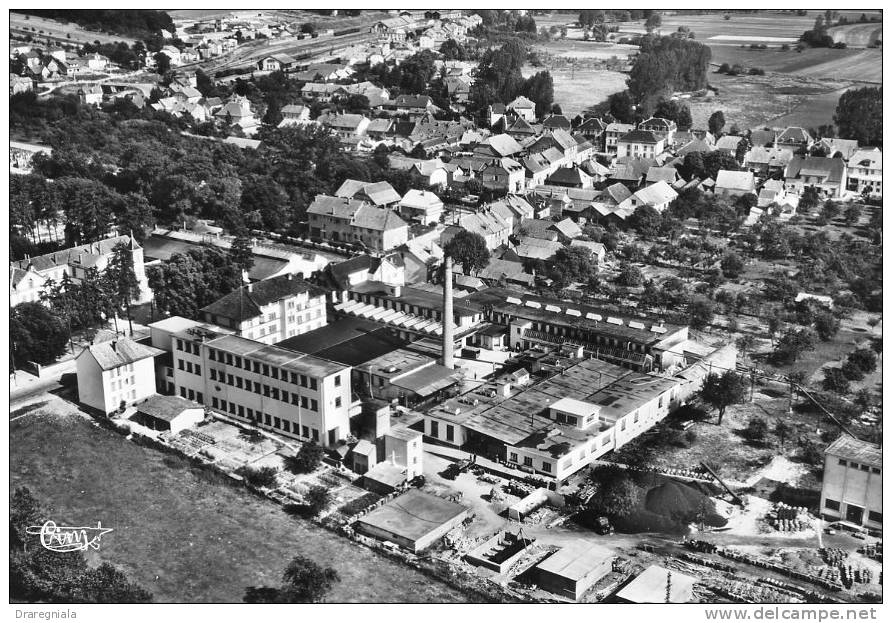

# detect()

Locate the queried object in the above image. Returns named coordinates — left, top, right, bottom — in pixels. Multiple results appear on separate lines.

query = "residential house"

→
left=714, top=135, right=743, bottom=157
left=506, top=116, right=541, bottom=141
left=76, top=338, right=162, bottom=415
left=400, top=189, right=444, bottom=225
left=335, top=179, right=401, bottom=207
left=638, top=117, right=677, bottom=144
left=323, top=113, right=371, bottom=140
left=479, top=157, right=525, bottom=194
left=546, top=166, right=593, bottom=189
left=815, top=138, right=860, bottom=161
left=443, top=209, right=511, bottom=251
left=327, top=254, right=405, bottom=290
left=675, top=137, right=715, bottom=157
left=9, top=266, right=48, bottom=307
left=474, top=133, right=523, bottom=159
left=506, top=95, right=537, bottom=121
left=215, top=96, right=260, bottom=136
left=847, top=148, right=882, bottom=198
left=301, top=82, right=349, bottom=102
left=84, top=52, right=109, bottom=71
left=411, top=159, right=449, bottom=189
left=475, top=257, right=534, bottom=288
left=278, top=104, right=311, bottom=128
left=619, top=180, right=678, bottom=213
left=604, top=122, right=635, bottom=155
left=542, top=114, right=572, bottom=132
left=79, top=84, right=104, bottom=107
left=10, top=74, right=33, bottom=95
left=744, top=146, right=793, bottom=176
left=488, top=103, right=506, bottom=128
left=569, top=239, right=606, bottom=264
left=577, top=117, right=607, bottom=150
left=644, top=166, right=680, bottom=187
left=775, top=126, right=813, bottom=154
left=714, top=170, right=756, bottom=198
left=307, top=194, right=409, bottom=252
left=616, top=130, right=665, bottom=159
left=389, top=94, right=437, bottom=117
left=784, top=157, right=848, bottom=198
left=509, top=237, right=563, bottom=264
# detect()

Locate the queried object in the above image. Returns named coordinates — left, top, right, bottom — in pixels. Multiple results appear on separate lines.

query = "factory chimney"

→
left=442, top=255, right=455, bottom=369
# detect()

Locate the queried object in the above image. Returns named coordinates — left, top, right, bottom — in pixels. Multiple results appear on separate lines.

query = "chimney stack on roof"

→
left=441, top=255, right=455, bottom=370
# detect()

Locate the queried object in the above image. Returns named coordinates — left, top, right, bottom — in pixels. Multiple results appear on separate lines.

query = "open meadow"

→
left=709, top=46, right=881, bottom=83
left=10, top=401, right=477, bottom=603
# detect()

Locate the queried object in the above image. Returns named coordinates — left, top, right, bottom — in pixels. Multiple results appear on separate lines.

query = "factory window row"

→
left=838, top=459, right=881, bottom=474
left=178, top=386, right=204, bottom=404
left=210, top=397, right=320, bottom=441
left=175, top=339, right=200, bottom=355
left=177, top=360, right=202, bottom=376
left=205, top=350, right=320, bottom=390
left=208, top=368, right=320, bottom=412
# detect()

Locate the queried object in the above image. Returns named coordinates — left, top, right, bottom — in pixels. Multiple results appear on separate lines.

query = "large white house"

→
left=76, top=337, right=162, bottom=415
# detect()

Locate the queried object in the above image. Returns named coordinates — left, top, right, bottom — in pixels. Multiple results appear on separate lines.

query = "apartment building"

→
left=307, top=194, right=409, bottom=253
left=76, top=337, right=162, bottom=415
left=170, top=329, right=351, bottom=447
left=200, top=273, right=327, bottom=344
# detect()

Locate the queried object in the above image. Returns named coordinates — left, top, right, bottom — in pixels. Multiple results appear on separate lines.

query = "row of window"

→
left=211, top=397, right=321, bottom=442
left=177, top=339, right=200, bottom=356
left=429, top=420, right=454, bottom=442
left=180, top=387, right=204, bottom=403
left=209, top=368, right=331, bottom=411
left=207, top=348, right=335, bottom=390
left=508, top=434, right=614, bottom=473
left=823, top=499, right=882, bottom=523
left=178, top=360, right=201, bottom=375
left=838, top=459, right=881, bottom=474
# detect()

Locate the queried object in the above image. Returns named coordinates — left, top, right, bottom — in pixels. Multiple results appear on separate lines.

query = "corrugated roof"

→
left=825, top=435, right=881, bottom=467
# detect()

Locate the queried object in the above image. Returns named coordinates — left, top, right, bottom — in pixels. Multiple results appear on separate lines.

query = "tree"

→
left=653, top=98, right=693, bottom=128
left=735, top=334, right=756, bottom=365
left=305, top=485, right=331, bottom=516
left=285, top=442, right=324, bottom=474
left=439, top=38, right=467, bottom=61
left=244, top=555, right=340, bottom=604
left=444, top=230, right=490, bottom=275
left=644, top=13, right=662, bottom=34
left=689, top=297, right=715, bottom=330
left=11, top=303, right=70, bottom=366
left=841, top=359, right=865, bottom=382
left=587, top=466, right=639, bottom=518
left=104, top=242, right=141, bottom=335
left=819, top=199, right=840, bottom=223
left=774, top=419, right=793, bottom=449
left=813, top=310, right=840, bottom=341
left=153, top=51, right=171, bottom=75
left=843, top=203, right=863, bottom=226
left=699, top=371, right=748, bottom=425
left=236, top=465, right=278, bottom=489
left=549, top=246, right=598, bottom=288
left=522, top=70, right=554, bottom=118
left=822, top=367, right=850, bottom=394
left=744, top=417, right=769, bottom=444
left=720, top=252, right=744, bottom=279
left=833, top=86, right=882, bottom=146
left=708, top=110, right=726, bottom=136
left=847, top=348, right=877, bottom=374
left=229, top=232, right=254, bottom=278
left=615, top=261, right=644, bottom=287
left=771, top=328, right=816, bottom=365
left=70, top=564, right=153, bottom=603
left=628, top=204, right=662, bottom=238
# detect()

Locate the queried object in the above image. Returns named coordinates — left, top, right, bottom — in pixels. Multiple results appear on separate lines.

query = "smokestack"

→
left=441, top=256, right=454, bottom=370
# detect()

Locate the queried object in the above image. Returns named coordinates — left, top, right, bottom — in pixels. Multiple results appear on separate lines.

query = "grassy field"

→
left=10, top=402, right=476, bottom=603
left=710, top=47, right=882, bottom=83
left=827, top=22, right=883, bottom=47
left=523, top=65, right=626, bottom=118
left=10, top=12, right=137, bottom=45
left=621, top=12, right=816, bottom=43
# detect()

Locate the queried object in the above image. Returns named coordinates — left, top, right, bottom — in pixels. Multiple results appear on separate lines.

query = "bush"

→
left=847, top=348, right=877, bottom=373
left=237, top=465, right=278, bottom=489
left=305, top=485, right=332, bottom=516
left=841, top=359, right=865, bottom=382
left=822, top=367, right=850, bottom=394
left=744, top=417, right=769, bottom=444
left=338, top=492, right=381, bottom=517
left=717, top=62, right=731, bottom=74
left=748, top=67, right=765, bottom=75
left=285, top=442, right=324, bottom=474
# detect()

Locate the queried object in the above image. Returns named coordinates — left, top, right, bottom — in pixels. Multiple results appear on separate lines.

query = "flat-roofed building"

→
left=131, top=394, right=205, bottom=435
left=820, top=435, right=882, bottom=531
left=170, top=328, right=351, bottom=447
left=357, top=348, right=462, bottom=406
left=384, top=425, right=424, bottom=480
left=616, top=564, right=697, bottom=603
left=355, top=489, right=469, bottom=552
left=535, top=541, right=614, bottom=601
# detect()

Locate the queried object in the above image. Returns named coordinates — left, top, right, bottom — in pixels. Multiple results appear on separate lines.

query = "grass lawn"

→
left=709, top=47, right=881, bottom=83
left=10, top=403, right=476, bottom=603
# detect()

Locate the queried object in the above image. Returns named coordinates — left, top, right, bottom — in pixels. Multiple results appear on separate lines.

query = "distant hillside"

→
left=17, top=10, right=175, bottom=39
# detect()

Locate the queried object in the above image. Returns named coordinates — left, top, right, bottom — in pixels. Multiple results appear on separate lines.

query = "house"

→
left=411, top=159, right=449, bottom=189
left=847, top=148, right=882, bottom=198
left=215, top=96, right=259, bottom=136
left=278, top=104, right=311, bottom=127
left=816, top=138, right=860, bottom=161
left=550, top=217, right=582, bottom=242
left=569, top=239, right=606, bottom=264
left=76, top=338, right=162, bottom=415
left=506, top=95, right=537, bottom=121
left=443, top=209, right=511, bottom=251
left=546, top=166, right=593, bottom=189
left=200, top=274, right=328, bottom=344
left=335, top=179, right=401, bottom=207
left=130, top=395, right=205, bottom=435
left=488, top=103, right=506, bottom=128
left=9, top=266, right=48, bottom=307
left=475, top=133, right=523, bottom=159
left=820, top=435, right=882, bottom=532
left=616, top=130, right=665, bottom=159
left=638, top=116, right=677, bottom=143
left=390, top=94, right=436, bottom=116
left=445, top=76, right=470, bottom=104
left=510, top=237, right=562, bottom=264
left=307, top=195, right=409, bottom=253
left=79, top=84, right=104, bottom=107
left=676, top=137, right=716, bottom=157
left=505, top=116, right=541, bottom=140
left=542, top=114, right=572, bottom=132
left=744, top=146, right=793, bottom=176
left=620, top=180, right=678, bottom=213
left=400, top=189, right=444, bottom=225
left=714, top=170, right=756, bottom=198
left=784, top=157, right=848, bottom=198
left=257, top=53, right=297, bottom=72
left=645, top=166, right=680, bottom=186
left=84, top=52, right=109, bottom=71
left=322, top=113, right=371, bottom=139
left=520, top=218, right=559, bottom=242
left=577, top=117, right=607, bottom=148
left=328, top=253, right=405, bottom=289
left=11, top=234, right=152, bottom=303
left=480, top=157, right=525, bottom=194
left=714, top=134, right=743, bottom=157
left=775, top=126, right=813, bottom=154
left=475, top=258, right=534, bottom=287
left=604, top=122, right=635, bottom=155
left=10, top=74, right=34, bottom=95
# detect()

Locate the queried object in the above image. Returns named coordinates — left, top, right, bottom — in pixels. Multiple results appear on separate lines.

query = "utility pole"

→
left=750, top=367, right=756, bottom=402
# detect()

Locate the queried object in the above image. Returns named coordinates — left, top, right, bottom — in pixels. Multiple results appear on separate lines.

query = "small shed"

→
left=131, top=395, right=204, bottom=435
left=350, top=439, right=377, bottom=475
left=615, top=564, right=697, bottom=603
left=356, top=489, right=469, bottom=552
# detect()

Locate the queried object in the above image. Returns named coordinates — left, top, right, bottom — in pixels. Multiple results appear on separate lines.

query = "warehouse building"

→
left=355, top=489, right=469, bottom=552
left=820, top=435, right=882, bottom=532
left=535, top=540, right=614, bottom=601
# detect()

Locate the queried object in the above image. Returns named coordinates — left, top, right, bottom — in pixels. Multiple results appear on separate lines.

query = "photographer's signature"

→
left=25, top=521, right=113, bottom=553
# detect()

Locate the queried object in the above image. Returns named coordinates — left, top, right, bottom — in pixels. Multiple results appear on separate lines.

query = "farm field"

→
left=10, top=400, right=478, bottom=604
left=533, top=39, right=638, bottom=61
left=687, top=72, right=847, bottom=131
left=10, top=12, right=137, bottom=45
left=522, top=63, right=627, bottom=118
left=621, top=12, right=816, bottom=43
left=827, top=22, right=883, bottom=47
left=710, top=47, right=882, bottom=83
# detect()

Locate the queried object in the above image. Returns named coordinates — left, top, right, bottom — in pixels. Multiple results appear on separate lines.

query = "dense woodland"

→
left=17, top=9, right=175, bottom=39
